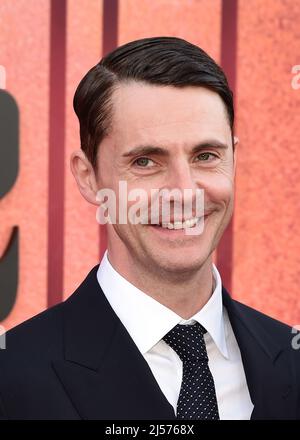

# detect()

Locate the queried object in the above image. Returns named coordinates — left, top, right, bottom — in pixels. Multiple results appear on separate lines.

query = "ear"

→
left=70, top=150, right=99, bottom=206
left=233, top=135, right=239, bottom=176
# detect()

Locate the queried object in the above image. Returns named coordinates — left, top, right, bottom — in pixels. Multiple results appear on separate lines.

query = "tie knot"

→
left=163, top=322, right=208, bottom=363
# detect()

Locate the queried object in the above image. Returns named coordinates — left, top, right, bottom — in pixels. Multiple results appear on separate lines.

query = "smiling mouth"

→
left=150, top=215, right=205, bottom=230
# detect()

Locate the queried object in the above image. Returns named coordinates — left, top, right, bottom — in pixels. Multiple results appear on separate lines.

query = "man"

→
left=0, top=37, right=299, bottom=420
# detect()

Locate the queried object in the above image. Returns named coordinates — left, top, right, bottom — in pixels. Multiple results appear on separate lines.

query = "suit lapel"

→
left=52, top=265, right=175, bottom=420
left=222, top=287, right=297, bottom=420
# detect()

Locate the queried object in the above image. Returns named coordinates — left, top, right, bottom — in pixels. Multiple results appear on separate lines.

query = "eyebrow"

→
left=191, top=141, right=228, bottom=154
left=122, top=140, right=229, bottom=158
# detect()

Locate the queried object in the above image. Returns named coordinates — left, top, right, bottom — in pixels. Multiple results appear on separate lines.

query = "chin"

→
left=149, top=247, right=210, bottom=275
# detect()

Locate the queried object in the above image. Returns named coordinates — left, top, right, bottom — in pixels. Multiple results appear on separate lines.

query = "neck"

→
left=107, top=246, right=214, bottom=320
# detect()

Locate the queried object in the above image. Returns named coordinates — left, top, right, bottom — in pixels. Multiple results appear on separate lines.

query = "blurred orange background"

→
left=0, top=0, right=300, bottom=330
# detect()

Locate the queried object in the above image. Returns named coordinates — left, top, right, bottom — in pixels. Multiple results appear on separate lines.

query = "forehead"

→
left=110, top=82, right=231, bottom=148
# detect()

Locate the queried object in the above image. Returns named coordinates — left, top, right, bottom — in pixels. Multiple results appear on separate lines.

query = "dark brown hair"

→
left=73, top=36, right=234, bottom=171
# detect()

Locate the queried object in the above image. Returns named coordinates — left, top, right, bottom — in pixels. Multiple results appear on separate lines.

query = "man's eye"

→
left=195, top=152, right=218, bottom=161
left=134, top=157, right=154, bottom=167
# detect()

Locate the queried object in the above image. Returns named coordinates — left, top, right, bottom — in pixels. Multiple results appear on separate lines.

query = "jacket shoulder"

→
left=0, top=300, right=65, bottom=369
left=230, top=296, right=298, bottom=349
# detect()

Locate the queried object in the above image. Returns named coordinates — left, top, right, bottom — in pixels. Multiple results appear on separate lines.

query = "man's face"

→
left=96, top=82, right=236, bottom=274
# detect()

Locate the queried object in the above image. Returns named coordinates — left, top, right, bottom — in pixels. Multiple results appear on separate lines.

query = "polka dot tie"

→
left=163, top=322, right=220, bottom=420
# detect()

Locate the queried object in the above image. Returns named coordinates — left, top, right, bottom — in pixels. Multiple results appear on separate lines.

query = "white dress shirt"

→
left=97, top=251, right=254, bottom=419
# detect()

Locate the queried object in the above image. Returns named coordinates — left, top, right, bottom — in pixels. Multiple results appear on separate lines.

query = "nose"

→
left=161, top=160, right=203, bottom=219
left=166, top=160, right=198, bottom=193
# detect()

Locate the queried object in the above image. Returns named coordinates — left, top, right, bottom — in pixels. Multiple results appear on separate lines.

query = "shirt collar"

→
left=97, top=251, right=229, bottom=359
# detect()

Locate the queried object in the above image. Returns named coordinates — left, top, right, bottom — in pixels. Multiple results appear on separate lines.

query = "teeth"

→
left=160, top=217, right=200, bottom=230
left=185, top=219, right=192, bottom=228
left=173, top=221, right=182, bottom=230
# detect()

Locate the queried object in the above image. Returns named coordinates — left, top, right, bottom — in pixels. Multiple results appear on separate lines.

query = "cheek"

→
left=115, top=185, right=151, bottom=226
left=202, top=173, right=234, bottom=207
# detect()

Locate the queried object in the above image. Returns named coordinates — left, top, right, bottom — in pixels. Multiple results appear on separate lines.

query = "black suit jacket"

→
left=0, top=265, right=299, bottom=420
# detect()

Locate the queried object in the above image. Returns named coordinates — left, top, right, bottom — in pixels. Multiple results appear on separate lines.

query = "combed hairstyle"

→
left=73, top=36, right=234, bottom=171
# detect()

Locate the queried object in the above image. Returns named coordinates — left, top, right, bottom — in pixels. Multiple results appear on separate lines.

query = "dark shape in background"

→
left=217, top=0, right=238, bottom=293
left=0, top=90, right=19, bottom=198
left=0, top=227, right=18, bottom=322
left=0, top=89, right=19, bottom=321
left=47, top=0, right=67, bottom=307
left=98, top=0, right=119, bottom=261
